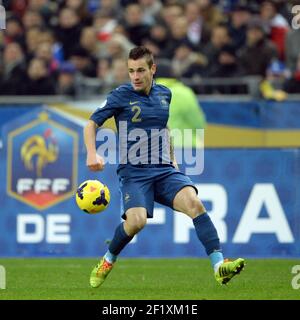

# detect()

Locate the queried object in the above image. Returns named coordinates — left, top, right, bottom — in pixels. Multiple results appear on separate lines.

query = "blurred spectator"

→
left=22, top=10, right=45, bottom=30
left=238, top=17, right=278, bottom=76
left=197, top=0, right=226, bottom=30
left=64, top=0, right=93, bottom=26
left=98, top=0, right=120, bottom=18
left=259, top=0, right=289, bottom=60
left=8, top=0, right=28, bottom=18
left=21, top=58, right=56, bottom=95
left=54, top=7, right=82, bottom=60
left=208, top=44, right=244, bottom=78
left=56, top=61, right=77, bottom=96
left=4, top=16, right=25, bottom=46
left=122, top=3, right=151, bottom=46
left=264, top=57, right=289, bottom=97
left=0, top=42, right=26, bottom=95
left=284, top=54, right=300, bottom=94
left=227, top=4, right=252, bottom=50
left=203, top=24, right=231, bottom=73
left=93, top=10, right=118, bottom=42
left=25, top=27, right=42, bottom=60
left=207, top=44, right=247, bottom=94
left=138, top=0, right=162, bottom=25
left=110, top=57, right=129, bottom=85
left=37, top=29, right=63, bottom=66
left=142, top=38, right=162, bottom=58
left=260, top=78, right=287, bottom=101
left=79, top=26, right=101, bottom=58
left=96, top=57, right=111, bottom=81
left=39, top=29, right=56, bottom=44
left=27, top=0, right=56, bottom=26
left=102, top=33, right=134, bottom=61
left=35, top=41, right=59, bottom=75
left=147, top=24, right=170, bottom=57
left=160, top=3, right=184, bottom=30
left=171, top=40, right=207, bottom=78
left=185, top=0, right=210, bottom=48
left=101, top=58, right=130, bottom=92
left=69, top=46, right=97, bottom=77
left=266, top=58, right=288, bottom=81
left=164, top=16, right=195, bottom=58
left=285, top=29, right=300, bottom=73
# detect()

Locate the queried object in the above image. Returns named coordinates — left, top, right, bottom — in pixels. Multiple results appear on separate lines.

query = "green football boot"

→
left=90, top=257, right=114, bottom=288
left=215, top=258, right=245, bottom=285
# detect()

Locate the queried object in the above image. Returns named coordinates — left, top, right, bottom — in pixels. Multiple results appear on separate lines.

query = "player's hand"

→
left=86, top=153, right=104, bottom=171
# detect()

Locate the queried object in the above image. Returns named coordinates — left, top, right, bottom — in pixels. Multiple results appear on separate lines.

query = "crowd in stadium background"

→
left=0, top=0, right=299, bottom=97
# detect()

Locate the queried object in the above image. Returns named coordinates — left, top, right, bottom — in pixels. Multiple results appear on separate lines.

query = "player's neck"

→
left=145, top=86, right=151, bottom=95
left=135, top=86, right=152, bottom=96
left=144, top=80, right=154, bottom=95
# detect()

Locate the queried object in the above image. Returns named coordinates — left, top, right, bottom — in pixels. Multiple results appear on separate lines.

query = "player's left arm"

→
left=166, top=88, right=179, bottom=170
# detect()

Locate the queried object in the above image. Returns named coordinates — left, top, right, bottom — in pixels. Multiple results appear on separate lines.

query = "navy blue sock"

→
left=108, top=223, right=133, bottom=255
left=193, top=212, right=221, bottom=255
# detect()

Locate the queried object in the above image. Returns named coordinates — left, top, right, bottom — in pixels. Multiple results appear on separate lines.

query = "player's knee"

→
left=186, top=198, right=205, bottom=218
left=127, top=212, right=147, bottom=232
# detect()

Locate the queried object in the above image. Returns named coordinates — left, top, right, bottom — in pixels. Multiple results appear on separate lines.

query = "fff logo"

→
left=0, top=4, right=5, bottom=30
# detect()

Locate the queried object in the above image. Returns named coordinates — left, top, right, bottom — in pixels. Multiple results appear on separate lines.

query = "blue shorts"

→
left=117, top=164, right=198, bottom=219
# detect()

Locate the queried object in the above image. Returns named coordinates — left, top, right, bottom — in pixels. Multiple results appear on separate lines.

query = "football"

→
left=76, top=180, right=110, bottom=214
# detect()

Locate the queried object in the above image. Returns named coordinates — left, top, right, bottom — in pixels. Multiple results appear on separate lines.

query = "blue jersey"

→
left=90, top=82, right=172, bottom=168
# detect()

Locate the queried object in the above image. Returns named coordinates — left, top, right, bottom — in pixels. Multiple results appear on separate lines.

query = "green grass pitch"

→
left=0, top=258, right=299, bottom=300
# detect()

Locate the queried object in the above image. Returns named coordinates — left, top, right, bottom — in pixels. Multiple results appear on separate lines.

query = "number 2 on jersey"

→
left=131, top=106, right=142, bottom=122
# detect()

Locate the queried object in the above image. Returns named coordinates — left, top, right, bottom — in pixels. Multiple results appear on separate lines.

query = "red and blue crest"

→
left=7, top=110, right=78, bottom=210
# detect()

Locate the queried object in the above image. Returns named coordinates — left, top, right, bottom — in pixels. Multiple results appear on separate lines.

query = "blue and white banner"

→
left=0, top=106, right=299, bottom=258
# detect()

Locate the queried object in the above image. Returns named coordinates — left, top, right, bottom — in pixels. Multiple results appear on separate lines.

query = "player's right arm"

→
left=85, top=89, right=124, bottom=172
left=84, top=120, right=104, bottom=171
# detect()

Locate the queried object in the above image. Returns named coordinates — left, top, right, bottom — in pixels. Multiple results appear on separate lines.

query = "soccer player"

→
left=84, top=46, right=245, bottom=288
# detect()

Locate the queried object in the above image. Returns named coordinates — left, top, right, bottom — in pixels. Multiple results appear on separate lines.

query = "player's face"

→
left=128, top=58, right=156, bottom=95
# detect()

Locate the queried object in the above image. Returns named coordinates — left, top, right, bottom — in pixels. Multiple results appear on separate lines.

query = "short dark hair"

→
left=128, top=46, right=154, bottom=68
